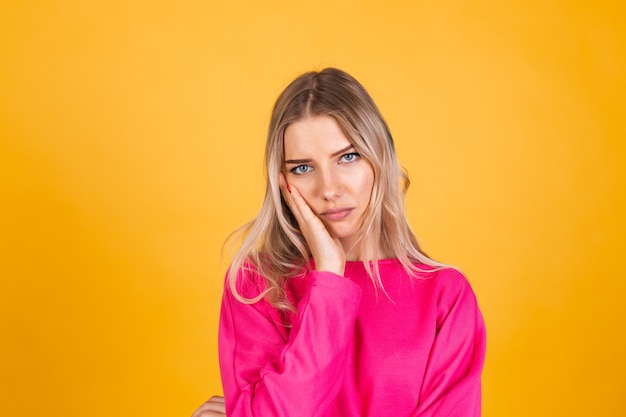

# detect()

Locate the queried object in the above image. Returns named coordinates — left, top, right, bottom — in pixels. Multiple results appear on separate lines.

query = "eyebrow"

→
left=284, top=145, right=355, bottom=165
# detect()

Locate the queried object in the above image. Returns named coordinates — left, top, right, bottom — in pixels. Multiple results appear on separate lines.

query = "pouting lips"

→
left=320, top=207, right=355, bottom=221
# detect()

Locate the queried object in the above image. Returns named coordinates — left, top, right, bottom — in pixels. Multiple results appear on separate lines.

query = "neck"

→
left=341, top=237, right=389, bottom=262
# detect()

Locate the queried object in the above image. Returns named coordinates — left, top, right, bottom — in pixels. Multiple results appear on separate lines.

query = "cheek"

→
left=357, top=168, right=375, bottom=201
left=293, top=182, right=317, bottom=206
left=361, top=182, right=374, bottom=207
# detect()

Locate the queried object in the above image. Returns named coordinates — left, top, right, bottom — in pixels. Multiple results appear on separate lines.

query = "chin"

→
left=330, top=230, right=358, bottom=241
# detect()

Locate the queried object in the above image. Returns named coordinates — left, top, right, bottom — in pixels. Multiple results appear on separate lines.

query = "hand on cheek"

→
left=279, top=173, right=346, bottom=276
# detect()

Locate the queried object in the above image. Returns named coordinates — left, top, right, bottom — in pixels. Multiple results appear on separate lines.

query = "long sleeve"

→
left=412, top=269, right=486, bottom=417
left=218, top=268, right=362, bottom=417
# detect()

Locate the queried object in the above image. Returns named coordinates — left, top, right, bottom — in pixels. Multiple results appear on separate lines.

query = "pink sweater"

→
left=218, top=259, right=486, bottom=416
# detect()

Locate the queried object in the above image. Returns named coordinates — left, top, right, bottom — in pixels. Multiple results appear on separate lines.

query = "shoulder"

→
left=412, top=263, right=470, bottom=286
left=432, top=266, right=472, bottom=290
left=431, top=269, right=482, bottom=333
left=414, top=265, right=479, bottom=310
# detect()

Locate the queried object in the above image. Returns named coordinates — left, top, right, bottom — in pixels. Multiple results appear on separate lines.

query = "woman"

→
left=193, top=68, right=486, bottom=417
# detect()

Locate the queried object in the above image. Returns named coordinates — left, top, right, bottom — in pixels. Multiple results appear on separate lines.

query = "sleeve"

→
left=218, top=268, right=362, bottom=417
left=413, top=269, right=487, bottom=417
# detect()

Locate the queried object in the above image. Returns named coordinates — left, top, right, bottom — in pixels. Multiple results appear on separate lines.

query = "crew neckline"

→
left=345, top=258, right=400, bottom=265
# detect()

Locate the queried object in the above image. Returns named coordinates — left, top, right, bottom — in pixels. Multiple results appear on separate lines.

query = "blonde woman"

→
left=193, top=68, right=485, bottom=417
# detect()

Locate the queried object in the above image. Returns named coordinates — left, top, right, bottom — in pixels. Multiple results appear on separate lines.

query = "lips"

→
left=320, top=207, right=355, bottom=221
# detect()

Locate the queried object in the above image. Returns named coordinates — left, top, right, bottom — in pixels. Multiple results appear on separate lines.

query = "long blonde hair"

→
left=226, top=68, right=444, bottom=311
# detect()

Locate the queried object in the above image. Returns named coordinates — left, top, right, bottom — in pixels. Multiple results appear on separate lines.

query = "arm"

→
left=413, top=269, right=486, bottom=417
left=219, top=268, right=362, bottom=417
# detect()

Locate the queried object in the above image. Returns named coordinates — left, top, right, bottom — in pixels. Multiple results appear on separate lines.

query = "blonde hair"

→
left=226, top=68, right=444, bottom=311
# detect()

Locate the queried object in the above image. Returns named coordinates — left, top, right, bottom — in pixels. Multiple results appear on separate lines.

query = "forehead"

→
left=283, top=115, right=351, bottom=158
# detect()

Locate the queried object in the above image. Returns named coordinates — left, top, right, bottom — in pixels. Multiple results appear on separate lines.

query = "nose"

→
left=318, top=168, right=341, bottom=201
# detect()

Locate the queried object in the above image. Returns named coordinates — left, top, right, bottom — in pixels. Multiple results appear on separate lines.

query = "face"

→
left=283, top=115, right=375, bottom=254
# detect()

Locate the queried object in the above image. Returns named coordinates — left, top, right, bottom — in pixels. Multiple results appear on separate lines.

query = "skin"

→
left=192, top=115, right=377, bottom=415
left=281, top=115, right=375, bottom=275
left=191, top=396, right=225, bottom=416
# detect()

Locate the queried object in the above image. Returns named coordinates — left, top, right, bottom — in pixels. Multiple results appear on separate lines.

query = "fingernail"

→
left=287, top=184, right=292, bottom=194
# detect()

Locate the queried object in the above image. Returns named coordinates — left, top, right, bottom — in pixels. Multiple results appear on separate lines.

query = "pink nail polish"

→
left=287, top=184, right=292, bottom=194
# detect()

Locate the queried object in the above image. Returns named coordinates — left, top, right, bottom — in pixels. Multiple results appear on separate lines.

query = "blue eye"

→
left=340, top=152, right=360, bottom=163
left=290, top=164, right=312, bottom=175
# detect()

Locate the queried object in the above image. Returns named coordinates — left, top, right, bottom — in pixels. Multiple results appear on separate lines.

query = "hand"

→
left=191, top=396, right=226, bottom=417
left=279, top=173, right=346, bottom=276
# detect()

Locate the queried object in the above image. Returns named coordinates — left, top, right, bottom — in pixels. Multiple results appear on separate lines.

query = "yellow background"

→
left=1, top=1, right=625, bottom=416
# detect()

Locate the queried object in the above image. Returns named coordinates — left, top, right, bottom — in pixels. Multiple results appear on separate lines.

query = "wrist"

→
left=315, top=262, right=345, bottom=277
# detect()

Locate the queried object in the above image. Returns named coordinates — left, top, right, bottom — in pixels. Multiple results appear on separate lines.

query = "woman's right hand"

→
left=191, top=396, right=226, bottom=417
left=279, top=173, right=346, bottom=276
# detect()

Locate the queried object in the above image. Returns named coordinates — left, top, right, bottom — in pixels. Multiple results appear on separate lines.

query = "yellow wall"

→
left=1, top=1, right=624, bottom=416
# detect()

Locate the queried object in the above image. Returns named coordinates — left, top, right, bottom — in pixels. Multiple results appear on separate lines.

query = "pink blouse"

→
left=218, top=259, right=486, bottom=416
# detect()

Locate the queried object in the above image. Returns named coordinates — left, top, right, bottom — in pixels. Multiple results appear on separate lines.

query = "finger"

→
left=279, top=174, right=341, bottom=250
left=191, top=397, right=226, bottom=417
left=278, top=174, right=345, bottom=274
left=193, top=411, right=225, bottom=417
left=278, top=172, right=310, bottom=229
left=278, top=172, right=293, bottom=209
left=279, top=174, right=322, bottom=228
left=191, top=407, right=225, bottom=417
left=208, top=396, right=225, bottom=403
left=278, top=172, right=297, bottom=216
